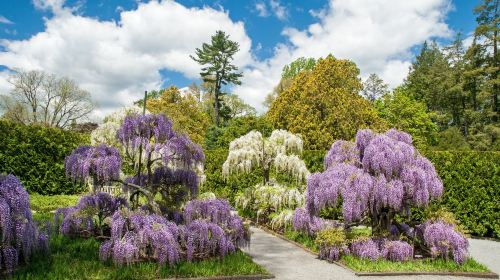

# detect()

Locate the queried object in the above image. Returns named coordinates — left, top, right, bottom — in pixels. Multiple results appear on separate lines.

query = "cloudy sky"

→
left=0, top=0, right=479, bottom=121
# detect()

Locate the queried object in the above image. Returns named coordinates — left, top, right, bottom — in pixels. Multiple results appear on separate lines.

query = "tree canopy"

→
left=267, top=55, right=387, bottom=149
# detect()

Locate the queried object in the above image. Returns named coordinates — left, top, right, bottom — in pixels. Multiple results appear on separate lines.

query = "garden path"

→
left=242, top=227, right=500, bottom=280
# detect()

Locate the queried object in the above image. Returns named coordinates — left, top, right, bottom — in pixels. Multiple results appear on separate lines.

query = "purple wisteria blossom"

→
left=55, top=192, right=128, bottom=237
left=381, top=240, right=413, bottom=261
left=292, top=208, right=338, bottom=235
left=420, top=220, right=469, bottom=264
left=351, top=238, right=382, bottom=260
left=0, top=175, right=48, bottom=274
left=65, top=144, right=121, bottom=185
left=305, top=129, right=443, bottom=230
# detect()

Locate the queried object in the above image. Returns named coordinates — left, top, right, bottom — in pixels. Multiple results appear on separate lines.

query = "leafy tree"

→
left=191, top=31, right=242, bottom=127
left=146, top=86, right=209, bottom=145
left=205, top=115, right=273, bottom=149
left=375, top=87, right=437, bottom=147
left=474, top=0, right=499, bottom=122
left=281, top=57, right=317, bottom=80
left=0, top=70, right=94, bottom=128
left=264, top=57, right=316, bottom=108
left=433, top=127, right=470, bottom=151
left=223, top=94, right=256, bottom=119
left=361, top=73, right=388, bottom=102
left=267, top=55, right=387, bottom=149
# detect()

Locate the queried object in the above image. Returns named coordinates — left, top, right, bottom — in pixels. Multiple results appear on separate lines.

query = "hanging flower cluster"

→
left=235, top=183, right=304, bottom=226
left=55, top=192, right=128, bottom=238
left=419, top=220, right=469, bottom=264
left=65, top=145, right=122, bottom=187
left=99, top=199, right=249, bottom=265
left=292, top=208, right=338, bottom=235
left=222, top=130, right=309, bottom=181
left=0, top=175, right=49, bottom=274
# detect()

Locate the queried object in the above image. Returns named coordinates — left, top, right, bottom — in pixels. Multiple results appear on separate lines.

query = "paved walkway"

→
left=241, top=227, right=500, bottom=280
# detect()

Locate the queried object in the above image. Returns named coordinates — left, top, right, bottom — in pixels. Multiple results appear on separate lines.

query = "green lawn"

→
left=282, top=229, right=491, bottom=274
left=30, top=193, right=81, bottom=213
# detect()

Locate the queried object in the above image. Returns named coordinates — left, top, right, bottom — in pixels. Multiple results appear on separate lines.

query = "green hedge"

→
left=205, top=149, right=500, bottom=239
left=0, top=120, right=89, bottom=194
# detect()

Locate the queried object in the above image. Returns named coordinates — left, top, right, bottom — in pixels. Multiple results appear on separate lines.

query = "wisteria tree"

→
left=222, top=130, right=309, bottom=184
left=296, top=128, right=470, bottom=264
left=306, top=128, right=443, bottom=234
left=226, top=130, right=310, bottom=229
left=0, top=175, right=48, bottom=274
left=65, top=113, right=204, bottom=213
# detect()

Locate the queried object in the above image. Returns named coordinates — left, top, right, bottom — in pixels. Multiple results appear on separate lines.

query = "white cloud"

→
left=0, top=0, right=253, bottom=120
left=255, top=2, right=269, bottom=17
left=0, top=16, right=14, bottom=25
left=234, top=0, right=453, bottom=112
left=1, top=0, right=455, bottom=119
left=270, top=0, right=288, bottom=21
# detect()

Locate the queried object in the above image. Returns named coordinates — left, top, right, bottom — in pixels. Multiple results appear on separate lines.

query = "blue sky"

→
left=0, top=0, right=482, bottom=119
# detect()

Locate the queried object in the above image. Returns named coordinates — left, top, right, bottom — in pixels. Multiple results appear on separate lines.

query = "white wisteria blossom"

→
left=222, top=129, right=309, bottom=183
left=235, top=182, right=304, bottom=224
left=270, top=209, right=295, bottom=231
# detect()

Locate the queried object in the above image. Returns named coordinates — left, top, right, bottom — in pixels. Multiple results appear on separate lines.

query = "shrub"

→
left=0, top=120, right=88, bottom=194
left=54, top=192, right=128, bottom=238
left=0, top=174, right=49, bottom=274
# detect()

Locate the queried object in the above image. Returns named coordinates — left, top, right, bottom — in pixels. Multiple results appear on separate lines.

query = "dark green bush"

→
left=205, top=147, right=500, bottom=238
left=423, top=150, right=500, bottom=238
left=0, top=120, right=88, bottom=194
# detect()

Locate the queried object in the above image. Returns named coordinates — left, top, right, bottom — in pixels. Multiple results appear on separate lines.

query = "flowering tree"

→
left=223, top=130, right=309, bottom=184
left=306, top=128, right=443, bottom=234
left=66, top=113, right=204, bottom=213
left=226, top=130, right=310, bottom=230
left=296, top=128, right=469, bottom=264
left=0, top=175, right=48, bottom=274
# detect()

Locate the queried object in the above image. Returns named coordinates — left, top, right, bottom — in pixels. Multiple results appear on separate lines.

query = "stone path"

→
left=241, top=227, right=500, bottom=280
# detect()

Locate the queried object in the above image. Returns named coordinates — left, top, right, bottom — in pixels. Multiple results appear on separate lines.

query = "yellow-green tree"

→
left=267, top=55, right=387, bottom=149
left=146, top=86, right=209, bottom=145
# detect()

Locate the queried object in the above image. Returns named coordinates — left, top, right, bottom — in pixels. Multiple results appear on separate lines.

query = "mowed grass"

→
left=341, top=255, right=490, bottom=273
left=283, top=229, right=490, bottom=274
left=30, top=193, right=81, bottom=213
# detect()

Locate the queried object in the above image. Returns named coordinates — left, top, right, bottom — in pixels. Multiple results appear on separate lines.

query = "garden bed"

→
left=250, top=221, right=498, bottom=279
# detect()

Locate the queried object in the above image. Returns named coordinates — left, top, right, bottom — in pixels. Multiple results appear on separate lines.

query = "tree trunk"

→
left=214, top=91, right=220, bottom=127
left=263, top=167, right=270, bottom=185
left=492, top=29, right=498, bottom=122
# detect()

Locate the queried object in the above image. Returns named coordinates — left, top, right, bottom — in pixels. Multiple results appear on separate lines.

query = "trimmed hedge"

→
left=205, top=149, right=500, bottom=239
left=0, top=120, right=88, bottom=194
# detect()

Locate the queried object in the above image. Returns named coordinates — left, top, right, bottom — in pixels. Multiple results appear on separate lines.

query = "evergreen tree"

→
left=191, top=31, right=243, bottom=127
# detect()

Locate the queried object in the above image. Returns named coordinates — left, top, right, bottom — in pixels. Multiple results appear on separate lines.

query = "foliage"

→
left=202, top=149, right=262, bottom=203
left=0, top=119, right=88, bottom=194
left=281, top=57, right=317, bottom=80
left=267, top=55, right=387, bottom=149
left=0, top=70, right=94, bottom=128
left=432, top=127, right=471, bottom=151
left=205, top=116, right=273, bottom=149
left=13, top=235, right=267, bottom=279
left=315, top=227, right=349, bottom=261
left=0, top=175, right=49, bottom=274
left=375, top=87, right=438, bottom=148
left=361, top=73, right=388, bottom=102
left=423, top=150, right=500, bottom=238
left=222, top=94, right=257, bottom=119
left=54, top=192, right=128, bottom=238
left=191, top=30, right=242, bottom=127
left=146, top=86, right=210, bottom=146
